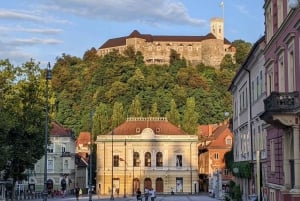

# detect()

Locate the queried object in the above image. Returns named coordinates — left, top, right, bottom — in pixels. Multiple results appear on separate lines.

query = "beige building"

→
left=95, top=117, right=199, bottom=197
left=97, top=18, right=235, bottom=68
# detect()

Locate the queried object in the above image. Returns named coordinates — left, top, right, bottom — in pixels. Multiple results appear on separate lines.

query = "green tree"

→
left=150, top=102, right=160, bottom=117
left=166, top=99, right=180, bottom=126
left=220, top=54, right=237, bottom=72
left=128, top=96, right=143, bottom=117
left=111, top=102, right=126, bottom=127
left=0, top=60, right=46, bottom=188
left=232, top=39, right=252, bottom=66
left=182, top=97, right=199, bottom=134
left=128, top=68, right=145, bottom=92
left=93, top=102, right=111, bottom=136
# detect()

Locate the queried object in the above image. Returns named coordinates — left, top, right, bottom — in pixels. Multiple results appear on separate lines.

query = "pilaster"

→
left=292, top=125, right=300, bottom=190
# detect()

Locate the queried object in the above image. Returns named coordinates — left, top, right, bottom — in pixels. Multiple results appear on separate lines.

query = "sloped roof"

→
left=99, top=30, right=224, bottom=49
left=112, top=117, right=187, bottom=135
left=198, top=124, right=218, bottom=137
left=207, top=123, right=233, bottom=148
left=50, top=121, right=74, bottom=137
left=75, top=153, right=88, bottom=167
left=76, top=132, right=91, bottom=146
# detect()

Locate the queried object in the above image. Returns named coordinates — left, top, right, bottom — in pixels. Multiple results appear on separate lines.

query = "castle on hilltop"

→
left=97, top=18, right=236, bottom=68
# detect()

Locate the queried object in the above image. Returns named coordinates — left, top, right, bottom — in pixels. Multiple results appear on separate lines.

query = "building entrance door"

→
left=156, top=178, right=163, bottom=193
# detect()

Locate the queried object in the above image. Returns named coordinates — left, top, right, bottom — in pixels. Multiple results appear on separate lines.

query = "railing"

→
left=264, top=91, right=300, bottom=112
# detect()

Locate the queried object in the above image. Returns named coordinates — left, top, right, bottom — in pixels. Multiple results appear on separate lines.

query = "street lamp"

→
left=43, top=62, right=52, bottom=201
left=123, top=139, right=127, bottom=198
left=110, top=130, right=114, bottom=200
left=89, top=111, right=94, bottom=201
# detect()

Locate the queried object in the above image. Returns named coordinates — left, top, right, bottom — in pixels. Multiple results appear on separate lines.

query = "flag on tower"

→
left=220, top=1, right=224, bottom=8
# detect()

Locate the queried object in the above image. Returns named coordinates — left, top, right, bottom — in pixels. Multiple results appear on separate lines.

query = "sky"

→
left=0, top=0, right=265, bottom=67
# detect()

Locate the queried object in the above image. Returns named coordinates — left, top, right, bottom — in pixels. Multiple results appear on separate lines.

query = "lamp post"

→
left=43, top=62, right=52, bottom=201
left=132, top=150, right=135, bottom=196
left=123, top=139, right=127, bottom=198
left=110, top=130, right=114, bottom=200
left=89, top=111, right=94, bottom=201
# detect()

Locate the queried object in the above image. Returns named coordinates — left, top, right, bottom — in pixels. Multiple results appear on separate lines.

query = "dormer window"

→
left=225, top=136, right=232, bottom=145
left=136, top=128, right=140, bottom=133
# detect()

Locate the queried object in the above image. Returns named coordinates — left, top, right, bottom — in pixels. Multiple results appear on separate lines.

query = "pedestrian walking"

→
left=144, top=187, right=149, bottom=201
left=75, top=184, right=80, bottom=201
left=136, top=188, right=142, bottom=201
left=150, top=188, right=156, bottom=201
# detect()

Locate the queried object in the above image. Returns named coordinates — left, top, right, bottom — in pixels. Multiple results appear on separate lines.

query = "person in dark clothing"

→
left=136, top=188, right=142, bottom=201
left=75, top=184, right=80, bottom=201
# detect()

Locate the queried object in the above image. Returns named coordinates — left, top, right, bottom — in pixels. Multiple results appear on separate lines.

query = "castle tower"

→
left=210, top=17, right=224, bottom=40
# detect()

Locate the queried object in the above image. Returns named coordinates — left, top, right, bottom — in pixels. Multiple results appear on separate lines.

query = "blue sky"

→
left=0, top=0, right=265, bottom=67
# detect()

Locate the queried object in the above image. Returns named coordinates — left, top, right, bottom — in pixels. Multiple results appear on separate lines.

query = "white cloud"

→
left=10, top=38, right=63, bottom=45
left=0, top=9, right=43, bottom=21
left=46, top=0, right=206, bottom=26
left=0, top=40, right=32, bottom=64
left=0, top=26, right=63, bottom=35
left=234, top=4, right=249, bottom=15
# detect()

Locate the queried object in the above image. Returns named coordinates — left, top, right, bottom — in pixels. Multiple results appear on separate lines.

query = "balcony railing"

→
left=263, top=91, right=300, bottom=113
left=61, top=152, right=72, bottom=157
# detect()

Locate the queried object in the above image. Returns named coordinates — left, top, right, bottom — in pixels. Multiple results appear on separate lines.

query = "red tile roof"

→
left=208, top=124, right=233, bottom=148
left=76, top=132, right=91, bottom=145
left=112, top=117, right=187, bottom=135
left=99, top=30, right=231, bottom=49
left=50, top=121, right=74, bottom=137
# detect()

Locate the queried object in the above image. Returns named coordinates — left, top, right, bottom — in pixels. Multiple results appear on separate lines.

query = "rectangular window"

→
left=47, top=143, right=54, bottom=153
left=251, top=81, right=255, bottom=102
left=267, top=70, right=274, bottom=95
left=270, top=140, right=275, bottom=172
left=288, top=45, right=295, bottom=92
left=113, top=155, right=119, bottom=167
left=278, top=55, right=285, bottom=92
left=226, top=138, right=232, bottom=145
left=256, top=76, right=259, bottom=100
left=63, top=159, right=68, bottom=170
left=239, top=94, right=242, bottom=112
left=277, top=0, right=283, bottom=28
left=242, top=91, right=245, bottom=110
left=270, top=189, right=276, bottom=201
left=61, top=143, right=66, bottom=153
left=176, top=155, right=182, bottom=167
left=224, top=169, right=229, bottom=176
left=260, top=70, right=263, bottom=95
left=214, top=153, right=219, bottom=160
left=245, top=87, right=248, bottom=108
left=47, top=159, right=54, bottom=173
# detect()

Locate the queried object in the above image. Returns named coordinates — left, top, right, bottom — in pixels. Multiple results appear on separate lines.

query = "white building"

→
left=229, top=36, right=267, bottom=200
left=28, top=121, right=76, bottom=194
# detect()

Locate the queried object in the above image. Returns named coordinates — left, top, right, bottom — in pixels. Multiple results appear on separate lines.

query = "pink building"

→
left=260, top=1, right=300, bottom=200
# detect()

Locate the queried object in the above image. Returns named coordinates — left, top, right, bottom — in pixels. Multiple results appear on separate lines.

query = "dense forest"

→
left=50, top=39, right=252, bottom=136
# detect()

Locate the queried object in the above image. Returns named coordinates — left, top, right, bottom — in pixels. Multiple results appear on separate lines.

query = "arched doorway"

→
left=144, top=178, right=152, bottom=190
left=47, top=179, right=54, bottom=195
left=155, top=178, right=163, bottom=193
left=133, top=178, right=140, bottom=194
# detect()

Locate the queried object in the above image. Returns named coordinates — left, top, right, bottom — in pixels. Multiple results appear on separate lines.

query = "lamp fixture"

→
left=288, top=0, right=300, bottom=9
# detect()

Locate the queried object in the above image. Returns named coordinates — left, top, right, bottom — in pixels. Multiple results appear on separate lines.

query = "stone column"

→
left=292, top=125, right=300, bottom=190
left=283, top=134, right=291, bottom=189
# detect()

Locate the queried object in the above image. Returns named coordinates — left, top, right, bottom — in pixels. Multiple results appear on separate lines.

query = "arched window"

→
left=156, top=152, right=163, bottom=167
left=145, top=152, right=151, bottom=167
left=133, top=152, right=140, bottom=167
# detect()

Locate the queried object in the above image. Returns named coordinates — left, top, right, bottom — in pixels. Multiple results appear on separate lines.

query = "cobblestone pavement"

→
left=36, top=193, right=221, bottom=201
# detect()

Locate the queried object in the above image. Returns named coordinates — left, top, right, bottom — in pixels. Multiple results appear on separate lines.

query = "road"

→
left=42, top=193, right=220, bottom=201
